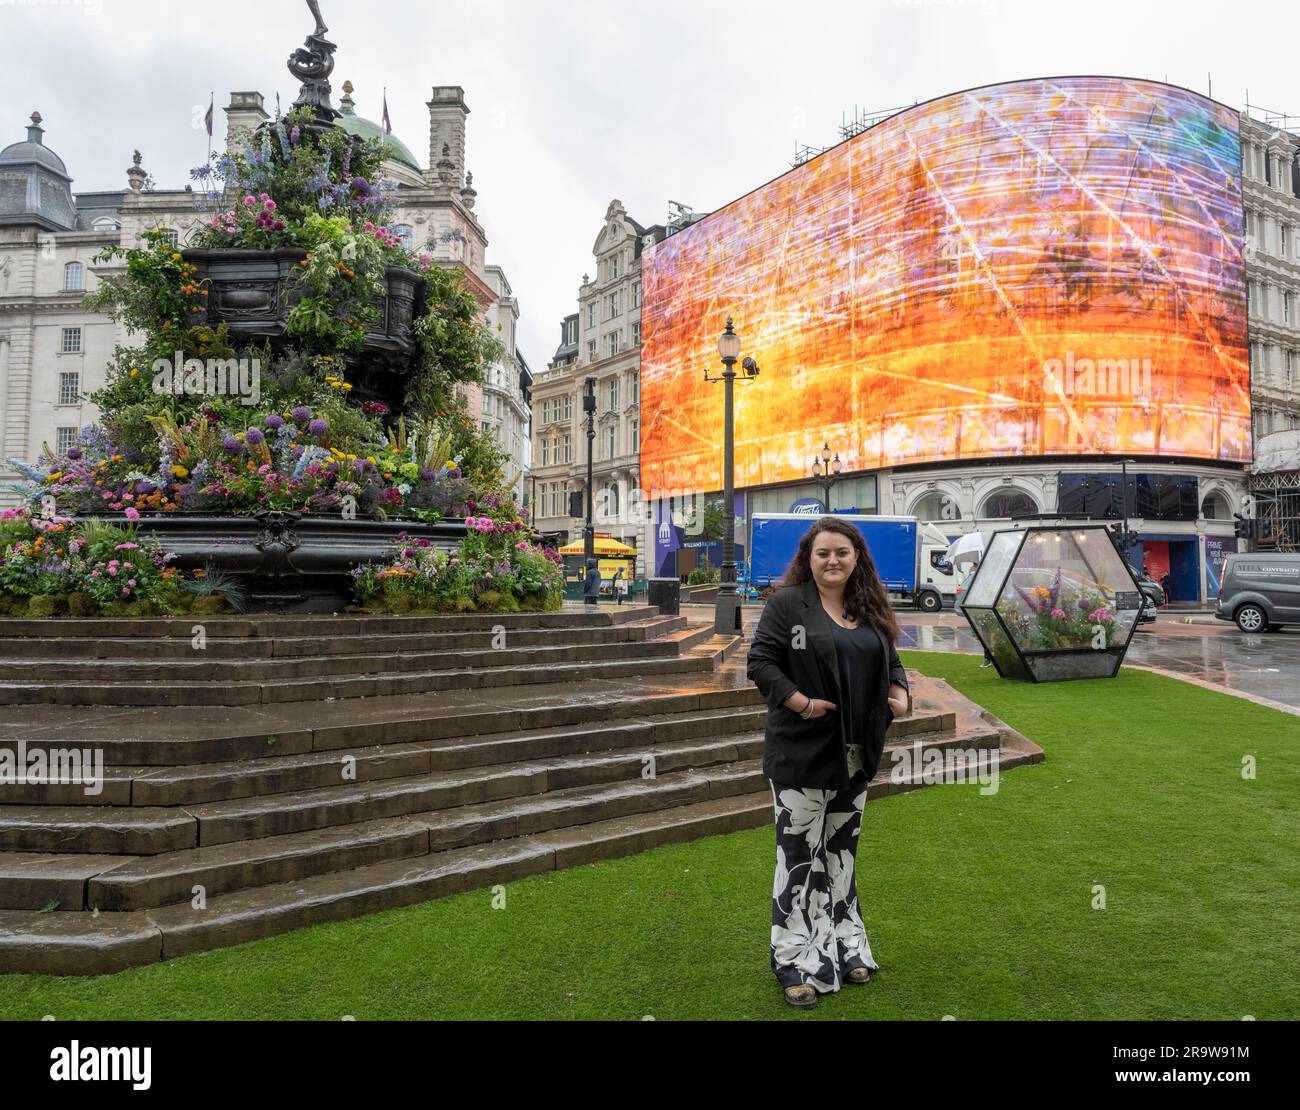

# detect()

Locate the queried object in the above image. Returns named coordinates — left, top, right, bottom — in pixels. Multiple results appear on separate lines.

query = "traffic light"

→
left=1233, top=513, right=1255, bottom=541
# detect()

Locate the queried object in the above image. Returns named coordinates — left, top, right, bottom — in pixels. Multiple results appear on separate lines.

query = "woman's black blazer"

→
left=746, top=578, right=910, bottom=790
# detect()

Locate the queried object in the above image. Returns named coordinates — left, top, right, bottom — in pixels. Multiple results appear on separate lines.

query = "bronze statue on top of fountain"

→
left=288, top=0, right=340, bottom=126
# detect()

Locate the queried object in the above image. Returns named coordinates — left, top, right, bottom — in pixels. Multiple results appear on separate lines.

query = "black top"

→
left=830, top=620, right=884, bottom=748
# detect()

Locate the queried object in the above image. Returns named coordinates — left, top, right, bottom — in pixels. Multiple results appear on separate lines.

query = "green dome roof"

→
left=336, top=85, right=421, bottom=175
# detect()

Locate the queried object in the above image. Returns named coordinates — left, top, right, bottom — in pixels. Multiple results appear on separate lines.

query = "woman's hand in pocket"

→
left=886, top=684, right=909, bottom=717
left=804, top=698, right=837, bottom=719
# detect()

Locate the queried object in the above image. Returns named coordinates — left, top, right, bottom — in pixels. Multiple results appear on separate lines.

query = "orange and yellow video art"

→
left=640, top=77, right=1250, bottom=492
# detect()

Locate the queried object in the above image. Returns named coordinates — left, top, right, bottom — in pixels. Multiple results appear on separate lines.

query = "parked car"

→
left=1214, top=552, right=1300, bottom=632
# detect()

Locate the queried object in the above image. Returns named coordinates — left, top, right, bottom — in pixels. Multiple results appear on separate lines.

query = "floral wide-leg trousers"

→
left=769, top=743, right=877, bottom=993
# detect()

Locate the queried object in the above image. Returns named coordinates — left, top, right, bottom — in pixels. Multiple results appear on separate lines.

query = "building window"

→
left=392, top=224, right=414, bottom=248
left=56, top=427, right=78, bottom=455
left=587, top=303, right=597, bottom=329
left=609, top=376, right=620, bottom=410
left=632, top=280, right=642, bottom=308
left=631, top=321, right=641, bottom=346
left=611, top=254, right=621, bottom=281
left=562, top=433, right=571, bottom=463
left=606, top=424, right=617, bottom=458
left=158, top=227, right=179, bottom=247
left=1286, top=291, right=1294, bottom=326
left=1201, top=492, right=1230, bottom=520
left=980, top=488, right=1039, bottom=519
left=61, top=327, right=81, bottom=353
left=541, top=439, right=549, bottom=466
left=631, top=374, right=639, bottom=404
left=913, top=491, right=962, bottom=521
left=58, top=371, right=79, bottom=405
left=606, top=290, right=620, bottom=319
left=564, top=395, right=572, bottom=421
left=604, top=480, right=620, bottom=516
left=64, top=261, right=84, bottom=291
left=91, top=216, right=118, bottom=232
left=587, top=339, right=597, bottom=362
left=631, top=420, right=638, bottom=451
left=607, top=332, right=619, bottom=359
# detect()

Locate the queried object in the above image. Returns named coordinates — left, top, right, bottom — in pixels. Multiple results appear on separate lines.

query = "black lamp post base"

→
left=714, top=591, right=743, bottom=635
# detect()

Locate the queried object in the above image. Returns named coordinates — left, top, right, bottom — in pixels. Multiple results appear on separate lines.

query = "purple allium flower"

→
left=291, top=406, right=311, bottom=424
left=308, top=418, right=329, bottom=438
left=223, top=435, right=242, bottom=453
left=66, top=446, right=83, bottom=460
left=134, top=481, right=154, bottom=495
left=245, top=427, right=266, bottom=446
left=448, top=467, right=461, bottom=480
left=351, top=175, right=369, bottom=194
left=418, top=469, right=436, bottom=482
left=265, top=414, right=284, bottom=430
left=291, top=445, right=305, bottom=458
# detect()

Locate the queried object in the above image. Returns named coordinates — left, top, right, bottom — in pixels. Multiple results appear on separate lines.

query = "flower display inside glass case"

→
left=960, top=525, right=1145, bottom=682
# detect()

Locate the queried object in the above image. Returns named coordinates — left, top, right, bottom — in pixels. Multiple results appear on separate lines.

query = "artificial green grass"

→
left=0, top=652, right=1296, bottom=1020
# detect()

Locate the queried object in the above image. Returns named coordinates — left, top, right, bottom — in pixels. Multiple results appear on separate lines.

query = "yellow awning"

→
left=558, top=537, right=637, bottom=556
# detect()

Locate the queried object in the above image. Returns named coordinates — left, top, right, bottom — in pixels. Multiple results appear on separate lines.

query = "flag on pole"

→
left=203, top=94, right=214, bottom=138
left=382, top=89, right=392, bottom=134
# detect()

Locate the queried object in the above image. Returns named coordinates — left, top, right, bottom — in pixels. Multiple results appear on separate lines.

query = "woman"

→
left=745, top=516, right=910, bottom=1009
left=612, top=567, right=628, bottom=605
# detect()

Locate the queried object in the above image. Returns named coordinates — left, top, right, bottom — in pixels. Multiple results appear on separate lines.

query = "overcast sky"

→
left=4, top=0, right=1297, bottom=366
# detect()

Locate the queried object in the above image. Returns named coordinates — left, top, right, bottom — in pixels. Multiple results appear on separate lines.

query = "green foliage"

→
left=407, top=265, right=506, bottom=421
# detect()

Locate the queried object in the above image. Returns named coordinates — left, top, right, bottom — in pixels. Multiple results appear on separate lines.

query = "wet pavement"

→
left=683, top=602, right=1300, bottom=714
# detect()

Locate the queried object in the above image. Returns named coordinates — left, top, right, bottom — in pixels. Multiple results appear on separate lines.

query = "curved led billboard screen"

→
left=640, top=77, right=1250, bottom=492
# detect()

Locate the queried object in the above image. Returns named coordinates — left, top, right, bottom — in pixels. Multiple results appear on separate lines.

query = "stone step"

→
left=0, top=805, right=195, bottom=855
left=92, top=768, right=760, bottom=912
left=0, top=651, right=718, bottom=707
left=187, top=733, right=766, bottom=847
left=0, top=635, right=694, bottom=684
left=0, top=680, right=766, bottom=767
left=0, top=789, right=775, bottom=975
left=124, top=706, right=770, bottom=808
left=0, top=615, right=688, bottom=661
left=0, top=604, right=661, bottom=641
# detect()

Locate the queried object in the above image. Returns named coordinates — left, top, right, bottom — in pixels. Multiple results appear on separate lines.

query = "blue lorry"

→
left=746, top=512, right=957, bottom=611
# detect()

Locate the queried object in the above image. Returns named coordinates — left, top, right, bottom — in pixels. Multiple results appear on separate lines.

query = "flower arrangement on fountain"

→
left=352, top=493, right=565, bottom=614
left=994, top=567, right=1120, bottom=651
left=0, top=507, right=236, bottom=619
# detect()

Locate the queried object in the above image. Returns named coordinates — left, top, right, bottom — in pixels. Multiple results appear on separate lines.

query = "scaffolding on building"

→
left=1250, top=470, right=1300, bottom=552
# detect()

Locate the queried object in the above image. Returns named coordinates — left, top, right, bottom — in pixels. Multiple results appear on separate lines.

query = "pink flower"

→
left=127, top=579, right=137, bottom=587
left=108, top=566, right=118, bottom=577
left=243, top=195, right=256, bottom=207
left=1049, top=608, right=1067, bottom=619
left=125, top=508, right=140, bottom=521
left=264, top=198, right=277, bottom=211
left=515, top=541, right=528, bottom=550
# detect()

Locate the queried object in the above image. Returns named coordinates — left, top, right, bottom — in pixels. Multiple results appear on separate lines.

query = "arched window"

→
left=1201, top=491, right=1230, bottom=520
left=91, top=216, right=119, bottom=232
left=391, top=223, right=414, bottom=248
left=604, top=481, right=620, bottom=517
left=913, top=491, right=961, bottom=522
left=63, top=261, right=84, bottom=291
left=980, top=488, right=1039, bottom=519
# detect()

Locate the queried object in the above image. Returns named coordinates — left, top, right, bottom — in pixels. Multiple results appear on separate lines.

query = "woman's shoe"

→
left=783, top=984, right=817, bottom=1009
left=845, top=967, right=872, bottom=985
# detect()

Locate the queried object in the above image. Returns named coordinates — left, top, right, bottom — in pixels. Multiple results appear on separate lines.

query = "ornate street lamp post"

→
left=704, top=317, right=759, bottom=635
left=810, top=442, right=844, bottom=511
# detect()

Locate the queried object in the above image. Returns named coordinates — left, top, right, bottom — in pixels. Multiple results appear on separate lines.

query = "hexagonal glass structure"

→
left=960, top=525, right=1144, bottom=682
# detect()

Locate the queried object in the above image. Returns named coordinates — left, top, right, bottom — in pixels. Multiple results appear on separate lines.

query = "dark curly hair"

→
left=781, top=516, right=902, bottom=644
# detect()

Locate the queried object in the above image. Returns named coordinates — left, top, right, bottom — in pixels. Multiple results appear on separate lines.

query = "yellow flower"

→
left=170, top=465, right=189, bottom=478
left=129, top=368, right=138, bottom=377
left=97, top=460, right=108, bottom=469
left=342, top=383, right=352, bottom=391
left=346, top=454, right=356, bottom=461
left=171, top=252, right=181, bottom=261
left=48, top=471, right=62, bottom=481
left=366, top=456, right=377, bottom=465
left=323, top=356, right=333, bottom=362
